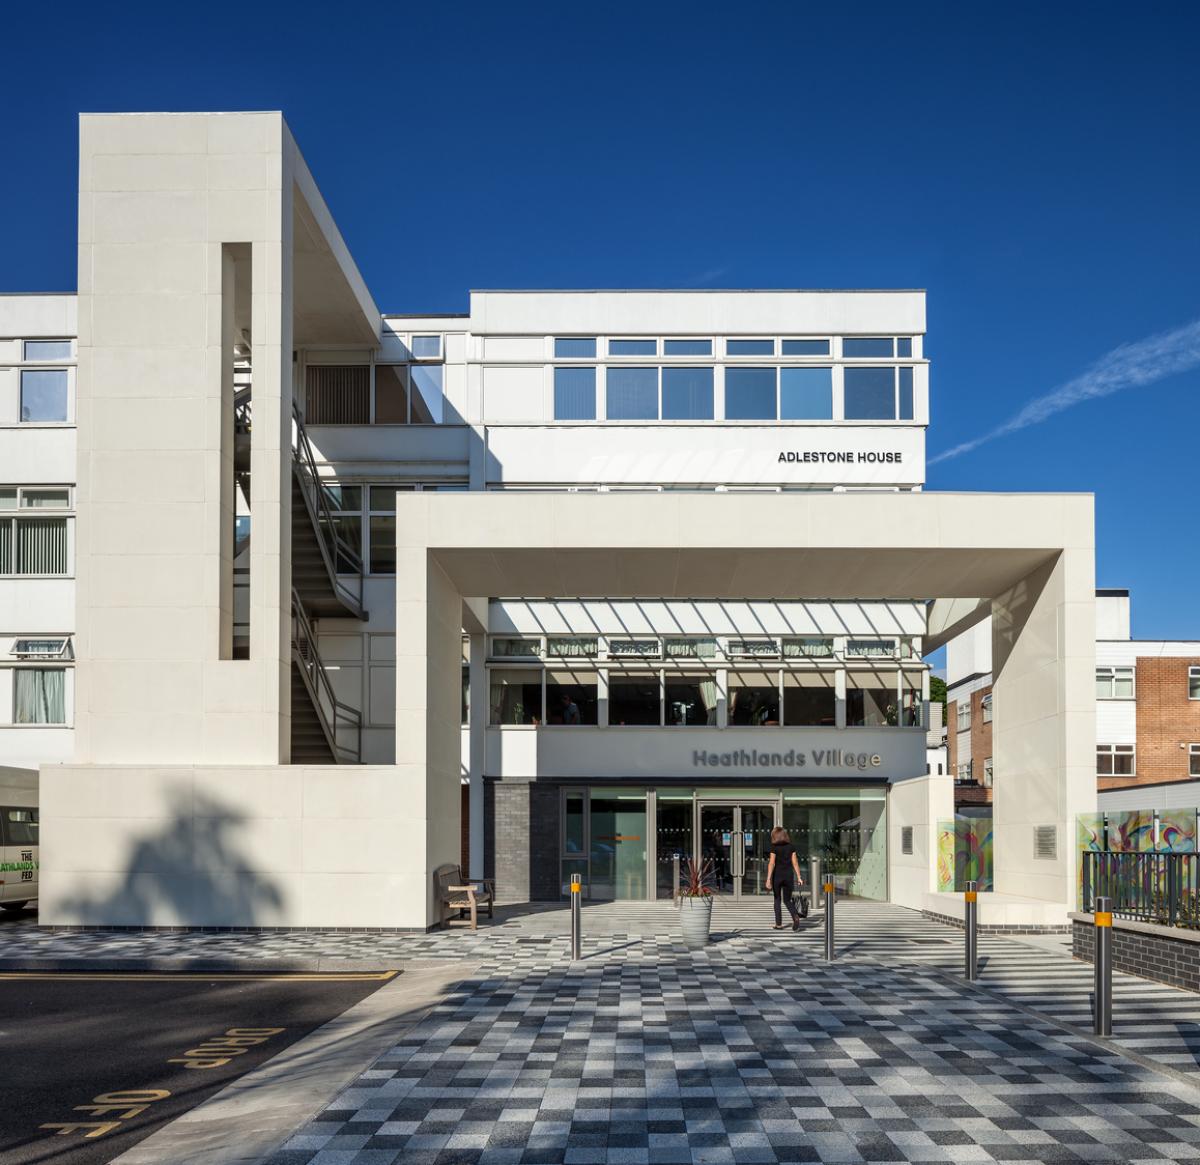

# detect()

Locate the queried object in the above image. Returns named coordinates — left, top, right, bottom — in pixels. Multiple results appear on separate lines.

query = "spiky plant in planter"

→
left=679, top=857, right=717, bottom=949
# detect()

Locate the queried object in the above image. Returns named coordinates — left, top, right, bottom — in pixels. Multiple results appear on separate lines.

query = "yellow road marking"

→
left=0, top=970, right=399, bottom=982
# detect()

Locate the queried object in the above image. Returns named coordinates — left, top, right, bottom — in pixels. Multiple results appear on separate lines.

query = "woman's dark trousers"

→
left=773, top=879, right=799, bottom=925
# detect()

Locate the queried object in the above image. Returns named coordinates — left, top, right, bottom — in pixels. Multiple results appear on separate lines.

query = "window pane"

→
left=321, top=484, right=361, bottom=511
left=1114, top=749, right=1134, bottom=776
left=724, top=367, right=776, bottom=420
left=608, top=675, right=660, bottom=725
left=16, top=517, right=68, bottom=574
left=847, top=638, right=894, bottom=658
left=782, top=637, right=834, bottom=658
left=411, top=335, right=441, bottom=359
left=368, top=515, right=396, bottom=573
left=843, top=367, right=896, bottom=420
left=663, top=339, right=711, bottom=356
left=14, top=669, right=66, bottom=724
left=606, top=367, right=658, bottom=420
left=782, top=339, right=830, bottom=356
left=554, top=367, right=596, bottom=420
left=554, top=338, right=596, bottom=358
left=369, top=486, right=402, bottom=512
left=3, top=807, right=39, bottom=846
left=609, top=339, right=656, bottom=356
left=306, top=366, right=369, bottom=424
left=728, top=671, right=780, bottom=726
left=609, top=638, right=660, bottom=658
left=663, top=637, right=716, bottom=659
left=0, top=489, right=15, bottom=509
left=20, top=369, right=68, bottom=422
left=0, top=520, right=10, bottom=573
left=843, top=337, right=894, bottom=357
left=666, top=675, right=718, bottom=725
left=564, top=792, right=585, bottom=856
left=846, top=671, right=896, bottom=726
left=20, top=489, right=70, bottom=508
left=1190, top=669, right=1200, bottom=699
left=374, top=365, right=409, bottom=423
left=898, top=366, right=914, bottom=420
left=783, top=671, right=836, bottom=726
left=546, top=670, right=599, bottom=725
left=547, top=636, right=598, bottom=658
left=489, top=669, right=543, bottom=725
left=726, top=339, right=774, bottom=356
left=1114, top=674, right=1134, bottom=698
left=661, top=367, right=713, bottom=420
left=24, top=339, right=72, bottom=360
left=896, top=337, right=913, bottom=357
left=1191, top=747, right=1200, bottom=777
left=780, top=367, right=833, bottom=420
left=492, top=637, right=542, bottom=658
left=409, top=364, right=443, bottom=424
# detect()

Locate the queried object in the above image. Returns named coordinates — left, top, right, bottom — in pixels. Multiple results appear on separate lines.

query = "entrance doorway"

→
left=697, top=802, right=777, bottom=898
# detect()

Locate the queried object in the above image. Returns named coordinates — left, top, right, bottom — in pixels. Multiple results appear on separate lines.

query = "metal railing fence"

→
left=1081, top=850, right=1200, bottom=928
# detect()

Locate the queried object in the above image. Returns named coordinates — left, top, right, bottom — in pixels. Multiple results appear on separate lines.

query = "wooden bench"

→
left=433, top=863, right=496, bottom=930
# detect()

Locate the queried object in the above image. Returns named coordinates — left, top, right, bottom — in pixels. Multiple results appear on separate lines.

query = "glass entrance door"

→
left=697, top=802, right=777, bottom=899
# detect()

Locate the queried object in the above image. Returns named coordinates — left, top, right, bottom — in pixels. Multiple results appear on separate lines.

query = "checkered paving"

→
left=263, top=931, right=1200, bottom=1164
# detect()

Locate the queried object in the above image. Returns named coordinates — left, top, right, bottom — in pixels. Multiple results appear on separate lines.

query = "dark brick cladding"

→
left=1074, top=918, right=1200, bottom=993
left=484, top=777, right=561, bottom=903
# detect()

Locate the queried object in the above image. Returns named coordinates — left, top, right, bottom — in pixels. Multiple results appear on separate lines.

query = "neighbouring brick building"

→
left=947, top=589, right=1200, bottom=806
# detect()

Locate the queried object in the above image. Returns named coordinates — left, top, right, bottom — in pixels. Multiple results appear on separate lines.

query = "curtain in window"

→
left=13, top=668, right=66, bottom=724
left=0, top=520, right=10, bottom=573
left=16, top=518, right=68, bottom=574
left=699, top=679, right=718, bottom=725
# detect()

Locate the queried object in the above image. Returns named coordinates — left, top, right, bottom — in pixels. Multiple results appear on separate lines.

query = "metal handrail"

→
left=291, top=401, right=364, bottom=614
left=291, top=587, right=362, bottom=764
left=233, top=386, right=252, bottom=435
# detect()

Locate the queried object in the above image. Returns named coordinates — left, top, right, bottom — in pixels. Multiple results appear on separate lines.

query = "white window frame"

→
left=22, top=338, right=75, bottom=362
left=12, top=637, right=72, bottom=659
left=1096, top=665, right=1135, bottom=699
left=956, top=760, right=973, bottom=783
left=846, top=637, right=897, bottom=660
left=5, top=662, right=72, bottom=727
left=983, top=757, right=993, bottom=787
left=956, top=700, right=971, bottom=732
left=981, top=693, right=992, bottom=723
left=1096, top=743, right=1136, bottom=777
left=1189, top=666, right=1200, bottom=701
left=410, top=334, right=443, bottom=361
left=726, top=637, right=780, bottom=660
left=1191, top=744, right=1200, bottom=778
left=0, top=486, right=75, bottom=578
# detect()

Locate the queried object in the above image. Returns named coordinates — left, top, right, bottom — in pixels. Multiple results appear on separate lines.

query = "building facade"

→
left=0, top=111, right=1097, bottom=930
left=946, top=589, right=1200, bottom=803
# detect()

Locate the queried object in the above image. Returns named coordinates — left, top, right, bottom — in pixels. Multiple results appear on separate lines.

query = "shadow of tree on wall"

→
left=57, top=789, right=285, bottom=928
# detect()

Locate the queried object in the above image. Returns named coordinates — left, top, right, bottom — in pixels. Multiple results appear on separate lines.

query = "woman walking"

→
left=765, top=825, right=805, bottom=930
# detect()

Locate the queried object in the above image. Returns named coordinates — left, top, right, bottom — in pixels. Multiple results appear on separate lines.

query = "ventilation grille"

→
left=1033, top=824, right=1058, bottom=860
left=901, top=826, right=914, bottom=855
left=306, top=365, right=369, bottom=424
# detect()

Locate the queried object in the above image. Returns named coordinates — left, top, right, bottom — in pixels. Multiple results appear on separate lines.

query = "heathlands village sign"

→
left=693, top=747, right=883, bottom=772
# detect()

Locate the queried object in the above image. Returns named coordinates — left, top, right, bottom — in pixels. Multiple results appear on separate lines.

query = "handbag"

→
left=791, top=887, right=810, bottom=919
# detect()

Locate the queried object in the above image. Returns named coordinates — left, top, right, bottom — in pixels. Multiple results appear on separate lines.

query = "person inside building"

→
left=765, top=825, right=805, bottom=931
left=559, top=692, right=581, bottom=725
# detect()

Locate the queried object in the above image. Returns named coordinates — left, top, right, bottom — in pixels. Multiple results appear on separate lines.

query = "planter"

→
left=679, top=894, right=714, bottom=949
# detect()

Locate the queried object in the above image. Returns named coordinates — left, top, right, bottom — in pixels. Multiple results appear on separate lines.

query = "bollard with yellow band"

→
left=570, top=875, right=582, bottom=961
left=964, top=879, right=979, bottom=980
left=1094, top=894, right=1112, bottom=1036
left=823, top=881, right=836, bottom=961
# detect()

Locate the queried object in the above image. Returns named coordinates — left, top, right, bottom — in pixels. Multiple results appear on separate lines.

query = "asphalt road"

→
left=0, top=968, right=397, bottom=1165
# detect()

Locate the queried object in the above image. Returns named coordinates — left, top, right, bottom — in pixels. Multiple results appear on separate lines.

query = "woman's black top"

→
left=770, top=842, right=798, bottom=883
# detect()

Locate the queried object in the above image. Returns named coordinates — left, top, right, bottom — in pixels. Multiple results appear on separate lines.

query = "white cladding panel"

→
left=0, top=579, right=75, bottom=631
left=1096, top=593, right=1131, bottom=640
left=490, top=599, right=927, bottom=637
left=1095, top=699, right=1136, bottom=745
left=0, top=427, right=76, bottom=483
left=0, top=295, right=77, bottom=340
left=470, top=291, right=925, bottom=336
left=486, top=725, right=925, bottom=781
left=481, top=366, right=545, bottom=422
left=485, top=425, right=923, bottom=486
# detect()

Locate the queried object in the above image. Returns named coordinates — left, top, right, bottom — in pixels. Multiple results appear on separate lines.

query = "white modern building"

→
left=0, top=111, right=1096, bottom=930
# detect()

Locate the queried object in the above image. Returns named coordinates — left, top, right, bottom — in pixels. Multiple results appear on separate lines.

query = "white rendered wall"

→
left=39, top=765, right=422, bottom=927
left=1096, top=593, right=1131, bottom=640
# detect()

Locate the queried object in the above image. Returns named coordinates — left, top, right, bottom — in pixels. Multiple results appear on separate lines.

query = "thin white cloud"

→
left=929, top=317, right=1200, bottom=464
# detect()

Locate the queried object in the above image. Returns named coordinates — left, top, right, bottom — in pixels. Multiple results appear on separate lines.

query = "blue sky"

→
left=3, top=2, right=1197, bottom=638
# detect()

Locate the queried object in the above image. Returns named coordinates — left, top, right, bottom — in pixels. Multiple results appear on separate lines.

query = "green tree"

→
left=929, top=675, right=947, bottom=710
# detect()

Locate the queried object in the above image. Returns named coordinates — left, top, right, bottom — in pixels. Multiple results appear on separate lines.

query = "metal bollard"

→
left=1094, top=894, right=1113, bottom=1036
left=964, top=879, right=978, bottom=981
left=672, top=854, right=681, bottom=906
left=570, top=874, right=582, bottom=960
left=809, top=857, right=822, bottom=909
left=823, top=881, right=836, bottom=960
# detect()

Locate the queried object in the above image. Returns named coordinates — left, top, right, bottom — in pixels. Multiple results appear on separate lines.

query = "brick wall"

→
left=1073, top=916, right=1200, bottom=993
left=970, top=687, right=993, bottom=777
left=947, top=703, right=958, bottom=774
left=949, top=685, right=994, bottom=807
left=1134, top=655, right=1200, bottom=785
left=483, top=777, right=561, bottom=904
